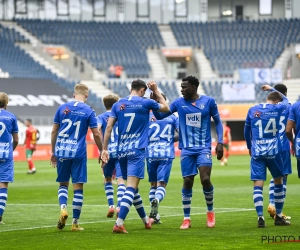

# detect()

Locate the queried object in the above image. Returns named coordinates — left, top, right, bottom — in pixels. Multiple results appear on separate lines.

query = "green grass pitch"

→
left=1, top=155, right=300, bottom=249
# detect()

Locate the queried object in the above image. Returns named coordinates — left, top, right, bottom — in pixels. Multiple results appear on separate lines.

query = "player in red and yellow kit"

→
left=24, top=119, right=39, bottom=174
left=221, top=121, right=231, bottom=166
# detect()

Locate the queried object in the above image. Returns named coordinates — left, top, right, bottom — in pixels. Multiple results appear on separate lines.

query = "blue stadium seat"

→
left=16, top=19, right=165, bottom=78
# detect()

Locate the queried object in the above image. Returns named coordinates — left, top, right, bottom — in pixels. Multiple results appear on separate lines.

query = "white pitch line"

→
left=0, top=208, right=254, bottom=233
left=6, top=204, right=245, bottom=210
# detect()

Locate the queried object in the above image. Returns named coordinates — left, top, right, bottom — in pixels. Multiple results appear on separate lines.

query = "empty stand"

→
left=16, top=20, right=165, bottom=78
left=171, top=19, right=300, bottom=77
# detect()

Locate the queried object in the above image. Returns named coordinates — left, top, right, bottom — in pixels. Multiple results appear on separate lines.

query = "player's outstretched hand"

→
left=261, top=85, right=272, bottom=91
left=147, top=81, right=158, bottom=92
left=215, top=143, right=224, bottom=161
left=101, top=150, right=109, bottom=164
left=50, top=154, right=57, bottom=168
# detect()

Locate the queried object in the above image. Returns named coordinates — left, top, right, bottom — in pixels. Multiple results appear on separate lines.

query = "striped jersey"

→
left=53, top=101, right=98, bottom=159
left=146, top=112, right=179, bottom=158
left=288, top=101, right=300, bottom=157
left=245, top=95, right=288, bottom=157
left=165, top=95, right=221, bottom=150
left=110, top=96, right=160, bottom=152
left=0, top=109, right=18, bottom=159
left=279, top=104, right=291, bottom=152
left=97, top=111, right=118, bottom=159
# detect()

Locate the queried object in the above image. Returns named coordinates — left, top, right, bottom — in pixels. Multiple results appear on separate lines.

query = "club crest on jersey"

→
left=150, top=116, right=156, bottom=122
left=63, top=108, right=70, bottom=114
left=120, top=104, right=126, bottom=111
left=199, top=104, right=205, bottom=109
left=254, top=111, right=261, bottom=118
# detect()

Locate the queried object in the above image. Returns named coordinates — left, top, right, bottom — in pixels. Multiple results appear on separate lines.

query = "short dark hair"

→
left=182, top=76, right=199, bottom=88
left=267, top=92, right=282, bottom=102
left=274, top=84, right=287, bottom=96
left=131, top=79, right=147, bottom=91
left=25, top=119, right=32, bottom=123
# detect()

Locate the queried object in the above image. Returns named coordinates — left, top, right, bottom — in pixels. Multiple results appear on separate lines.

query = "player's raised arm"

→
left=102, top=117, right=117, bottom=163
left=261, top=84, right=288, bottom=110
left=147, top=81, right=170, bottom=113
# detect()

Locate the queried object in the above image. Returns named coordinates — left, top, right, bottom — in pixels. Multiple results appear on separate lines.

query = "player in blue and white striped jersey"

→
left=97, top=94, right=126, bottom=219
left=286, top=97, right=300, bottom=179
left=0, top=92, right=19, bottom=224
left=267, top=84, right=291, bottom=220
left=152, top=76, right=224, bottom=229
left=244, top=84, right=290, bottom=228
left=101, top=80, right=170, bottom=234
left=146, top=93, right=179, bottom=224
left=51, top=83, right=103, bottom=231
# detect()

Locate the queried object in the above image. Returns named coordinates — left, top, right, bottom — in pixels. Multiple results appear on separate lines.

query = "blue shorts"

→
left=103, top=158, right=122, bottom=179
left=118, top=149, right=145, bottom=180
left=251, top=154, right=285, bottom=181
left=281, top=151, right=292, bottom=175
left=56, top=158, right=87, bottom=183
left=0, top=159, right=14, bottom=183
left=180, top=149, right=212, bottom=177
left=146, top=158, right=173, bottom=184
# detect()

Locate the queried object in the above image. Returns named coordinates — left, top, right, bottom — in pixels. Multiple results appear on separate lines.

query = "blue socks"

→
left=155, top=186, right=166, bottom=203
left=274, top=184, right=284, bottom=216
left=203, top=186, right=214, bottom=212
left=105, top=182, right=114, bottom=207
left=182, top=188, right=192, bottom=220
left=116, top=187, right=135, bottom=226
left=253, top=186, right=263, bottom=217
left=117, top=184, right=126, bottom=208
left=133, top=190, right=147, bottom=223
left=73, top=189, right=83, bottom=222
left=0, top=188, right=8, bottom=217
left=149, top=186, right=157, bottom=203
left=269, top=179, right=275, bottom=205
left=58, top=185, right=68, bottom=210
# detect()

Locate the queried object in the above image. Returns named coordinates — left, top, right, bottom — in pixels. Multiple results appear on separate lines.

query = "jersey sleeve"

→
left=144, top=99, right=161, bottom=111
left=288, top=104, right=296, bottom=122
left=209, top=98, right=219, bottom=118
left=169, top=99, right=178, bottom=113
left=174, top=116, right=179, bottom=130
left=88, top=110, right=98, bottom=129
left=97, top=115, right=103, bottom=126
left=12, top=116, right=19, bottom=133
left=110, top=103, right=117, bottom=119
left=245, top=109, right=251, bottom=126
left=53, top=106, right=61, bottom=124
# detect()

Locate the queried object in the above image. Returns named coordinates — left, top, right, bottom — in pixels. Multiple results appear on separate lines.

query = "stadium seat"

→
left=16, top=19, right=165, bottom=78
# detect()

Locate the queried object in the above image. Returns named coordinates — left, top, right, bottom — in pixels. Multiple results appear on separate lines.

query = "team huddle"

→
left=0, top=77, right=297, bottom=232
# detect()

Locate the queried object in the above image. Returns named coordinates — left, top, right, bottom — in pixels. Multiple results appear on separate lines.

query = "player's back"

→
left=97, top=111, right=118, bottom=158
left=54, top=101, right=97, bottom=158
left=279, top=104, right=291, bottom=152
left=147, top=112, right=179, bottom=158
left=247, top=103, right=283, bottom=157
left=288, top=101, right=300, bottom=156
left=111, top=96, right=160, bottom=152
left=0, top=110, right=18, bottom=159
